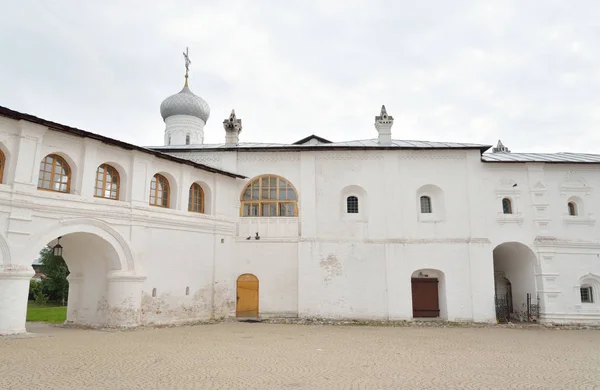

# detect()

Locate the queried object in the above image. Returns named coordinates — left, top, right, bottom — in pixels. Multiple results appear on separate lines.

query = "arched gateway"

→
left=0, top=219, right=146, bottom=335
left=493, top=242, right=538, bottom=321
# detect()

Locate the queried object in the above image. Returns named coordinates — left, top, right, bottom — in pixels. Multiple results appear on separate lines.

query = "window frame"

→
left=240, top=175, right=298, bottom=217
left=94, top=164, right=120, bottom=200
left=37, top=154, right=71, bottom=193
left=0, top=149, right=5, bottom=184
left=149, top=174, right=170, bottom=208
left=568, top=201, right=577, bottom=216
left=419, top=195, right=432, bottom=214
left=346, top=195, right=359, bottom=214
left=581, top=285, right=593, bottom=303
left=188, top=182, right=205, bottom=213
left=502, top=198, right=512, bottom=214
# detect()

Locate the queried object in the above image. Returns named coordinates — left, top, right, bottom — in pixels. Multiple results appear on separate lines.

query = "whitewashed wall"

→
left=0, top=116, right=240, bottom=334
left=2, top=109, right=600, bottom=335
left=189, top=147, right=600, bottom=324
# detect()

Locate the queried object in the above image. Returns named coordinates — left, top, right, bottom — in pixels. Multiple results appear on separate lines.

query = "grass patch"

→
left=26, top=302, right=67, bottom=323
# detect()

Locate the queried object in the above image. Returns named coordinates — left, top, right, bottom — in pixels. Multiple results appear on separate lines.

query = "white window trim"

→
left=574, top=276, right=600, bottom=312
left=495, top=194, right=524, bottom=224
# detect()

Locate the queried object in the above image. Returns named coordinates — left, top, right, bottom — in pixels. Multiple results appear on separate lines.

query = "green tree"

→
left=39, top=247, right=69, bottom=305
left=30, top=280, right=49, bottom=305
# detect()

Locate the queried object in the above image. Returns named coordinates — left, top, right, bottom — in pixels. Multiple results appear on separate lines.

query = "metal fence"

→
left=495, top=293, right=540, bottom=323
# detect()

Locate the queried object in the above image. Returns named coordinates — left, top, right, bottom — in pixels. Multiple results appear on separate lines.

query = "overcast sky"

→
left=1, top=1, right=599, bottom=152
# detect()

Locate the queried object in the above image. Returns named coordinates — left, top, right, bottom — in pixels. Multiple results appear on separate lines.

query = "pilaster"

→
left=0, top=267, right=34, bottom=335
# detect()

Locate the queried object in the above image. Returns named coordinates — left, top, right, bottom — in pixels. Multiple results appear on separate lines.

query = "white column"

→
left=0, top=267, right=34, bottom=335
left=65, top=272, right=84, bottom=324
left=103, top=271, right=146, bottom=327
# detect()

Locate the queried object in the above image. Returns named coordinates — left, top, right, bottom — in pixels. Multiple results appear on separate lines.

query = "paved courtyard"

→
left=1, top=322, right=599, bottom=389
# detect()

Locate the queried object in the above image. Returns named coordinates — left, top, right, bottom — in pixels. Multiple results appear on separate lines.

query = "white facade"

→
left=1, top=89, right=600, bottom=336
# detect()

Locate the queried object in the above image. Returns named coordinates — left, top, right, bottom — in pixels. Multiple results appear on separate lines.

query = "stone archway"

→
left=493, top=242, right=537, bottom=319
left=0, top=219, right=145, bottom=335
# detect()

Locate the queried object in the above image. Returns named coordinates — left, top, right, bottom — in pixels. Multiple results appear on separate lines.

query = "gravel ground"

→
left=1, top=321, right=599, bottom=389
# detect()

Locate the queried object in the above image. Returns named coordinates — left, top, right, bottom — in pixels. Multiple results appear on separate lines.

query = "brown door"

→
left=236, top=274, right=259, bottom=318
left=411, top=278, right=440, bottom=318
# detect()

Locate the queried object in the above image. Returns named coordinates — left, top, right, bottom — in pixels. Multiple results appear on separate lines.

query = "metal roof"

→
left=0, top=106, right=245, bottom=179
left=482, top=152, right=600, bottom=164
left=151, top=139, right=491, bottom=152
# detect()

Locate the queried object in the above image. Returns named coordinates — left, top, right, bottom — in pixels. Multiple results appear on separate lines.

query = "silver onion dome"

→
left=160, top=85, right=210, bottom=123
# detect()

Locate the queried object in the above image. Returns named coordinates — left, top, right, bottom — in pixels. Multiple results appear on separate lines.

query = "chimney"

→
left=374, top=105, right=393, bottom=145
left=492, top=139, right=510, bottom=153
left=223, top=109, right=242, bottom=146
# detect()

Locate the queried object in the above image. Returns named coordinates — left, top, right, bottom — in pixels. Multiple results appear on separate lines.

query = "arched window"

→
left=502, top=198, right=512, bottom=214
left=581, top=285, right=593, bottom=303
left=188, top=183, right=204, bottom=213
left=0, top=149, right=5, bottom=183
left=185, top=134, right=190, bottom=145
left=241, top=175, right=298, bottom=217
left=168, top=136, right=171, bottom=146
left=149, top=174, right=170, bottom=208
left=420, top=196, right=432, bottom=214
left=94, top=164, right=120, bottom=200
left=37, top=154, right=70, bottom=193
left=347, top=196, right=359, bottom=213
left=568, top=202, right=577, bottom=216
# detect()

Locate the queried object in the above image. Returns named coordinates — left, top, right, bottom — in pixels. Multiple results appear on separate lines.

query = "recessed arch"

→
left=492, top=242, right=537, bottom=319
left=23, top=218, right=137, bottom=272
left=410, top=269, right=447, bottom=320
left=578, top=274, right=600, bottom=305
left=566, top=196, right=584, bottom=217
left=0, top=142, right=11, bottom=185
left=340, top=184, right=368, bottom=220
left=240, top=174, right=298, bottom=217
left=236, top=273, right=259, bottom=318
left=416, top=184, right=445, bottom=220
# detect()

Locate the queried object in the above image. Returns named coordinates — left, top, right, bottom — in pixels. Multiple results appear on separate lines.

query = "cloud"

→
left=1, top=0, right=600, bottom=153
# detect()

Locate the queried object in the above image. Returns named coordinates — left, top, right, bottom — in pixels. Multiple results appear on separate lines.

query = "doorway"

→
left=411, top=278, right=440, bottom=318
left=236, top=274, right=259, bottom=319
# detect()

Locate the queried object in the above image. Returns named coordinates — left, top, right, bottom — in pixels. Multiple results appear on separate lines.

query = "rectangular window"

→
left=581, top=286, right=593, bottom=303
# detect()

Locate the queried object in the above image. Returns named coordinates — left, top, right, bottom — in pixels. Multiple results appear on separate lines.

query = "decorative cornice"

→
left=239, top=153, right=300, bottom=162
left=399, top=151, right=466, bottom=160
left=316, top=153, right=382, bottom=161
left=534, top=236, right=600, bottom=249
left=299, top=237, right=490, bottom=244
left=168, top=153, right=222, bottom=165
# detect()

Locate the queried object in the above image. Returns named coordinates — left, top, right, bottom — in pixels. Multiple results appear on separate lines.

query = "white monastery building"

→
left=1, top=54, right=600, bottom=335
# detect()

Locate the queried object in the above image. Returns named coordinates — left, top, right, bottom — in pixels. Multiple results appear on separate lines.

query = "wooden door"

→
left=236, top=274, right=259, bottom=318
left=411, top=278, right=440, bottom=318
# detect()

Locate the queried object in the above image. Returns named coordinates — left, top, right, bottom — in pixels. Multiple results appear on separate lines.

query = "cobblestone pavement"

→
left=1, top=322, right=600, bottom=389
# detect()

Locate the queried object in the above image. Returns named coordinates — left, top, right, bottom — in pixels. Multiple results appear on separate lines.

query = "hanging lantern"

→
left=53, top=236, right=63, bottom=257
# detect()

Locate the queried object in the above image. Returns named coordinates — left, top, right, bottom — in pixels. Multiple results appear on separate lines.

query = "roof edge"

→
left=152, top=145, right=492, bottom=153
left=0, top=106, right=245, bottom=179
